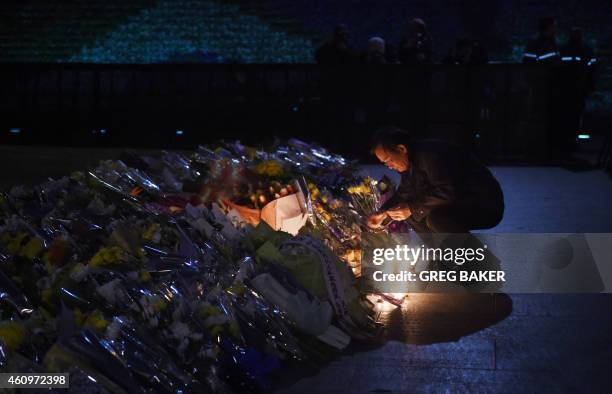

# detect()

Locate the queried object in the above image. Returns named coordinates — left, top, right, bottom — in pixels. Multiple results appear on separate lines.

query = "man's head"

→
left=407, top=18, right=427, bottom=38
left=455, top=37, right=473, bottom=63
left=569, top=27, right=583, bottom=46
left=333, top=24, right=350, bottom=45
left=367, top=37, right=386, bottom=56
left=371, top=126, right=411, bottom=173
left=538, top=17, right=557, bottom=40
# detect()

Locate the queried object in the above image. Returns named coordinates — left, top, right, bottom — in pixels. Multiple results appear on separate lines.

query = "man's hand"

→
left=386, top=204, right=412, bottom=221
left=367, top=212, right=388, bottom=229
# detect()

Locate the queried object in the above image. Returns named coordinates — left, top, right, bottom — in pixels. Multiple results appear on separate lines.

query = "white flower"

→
left=69, top=263, right=90, bottom=283
left=96, top=279, right=122, bottom=305
left=170, top=321, right=191, bottom=340
left=106, top=319, right=122, bottom=340
left=204, top=314, right=229, bottom=328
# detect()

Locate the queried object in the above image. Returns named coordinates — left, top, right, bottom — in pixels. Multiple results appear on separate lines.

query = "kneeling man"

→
left=368, top=126, right=504, bottom=233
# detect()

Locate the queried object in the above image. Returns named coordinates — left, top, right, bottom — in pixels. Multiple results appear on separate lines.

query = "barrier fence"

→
left=1, top=63, right=578, bottom=161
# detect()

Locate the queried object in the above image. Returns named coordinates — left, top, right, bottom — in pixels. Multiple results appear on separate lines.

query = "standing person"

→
left=315, top=24, right=357, bottom=65
left=444, top=37, right=473, bottom=65
left=556, top=27, right=598, bottom=166
left=560, top=27, right=596, bottom=70
left=523, top=17, right=560, bottom=63
left=316, top=24, right=357, bottom=151
left=385, top=42, right=400, bottom=64
left=363, top=37, right=387, bottom=64
left=470, top=40, right=488, bottom=65
left=443, top=37, right=488, bottom=65
left=398, top=18, right=433, bottom=65
left=560, top=27, right=597, bottom=100
left=367, top=127, right=504, bottom=233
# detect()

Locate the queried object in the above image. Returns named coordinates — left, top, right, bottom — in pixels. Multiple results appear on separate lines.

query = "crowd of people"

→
left=315, top=19, right=435, bottom=65
left=315, top=17, right=601, bottom=167
left=315, top=17, right=596, bottom=67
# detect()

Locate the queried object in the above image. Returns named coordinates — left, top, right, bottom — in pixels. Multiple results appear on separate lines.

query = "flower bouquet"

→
left=0, top=138, right=386, bottom=392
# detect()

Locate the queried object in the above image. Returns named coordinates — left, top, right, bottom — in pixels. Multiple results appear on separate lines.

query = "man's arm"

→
left=405, top=152, right=456, bottom=222
left=379, top=192, right=403, bottom=212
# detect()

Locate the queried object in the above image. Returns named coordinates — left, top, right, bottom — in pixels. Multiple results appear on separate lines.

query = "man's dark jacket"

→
left=380, top=140, right=504, bottom=222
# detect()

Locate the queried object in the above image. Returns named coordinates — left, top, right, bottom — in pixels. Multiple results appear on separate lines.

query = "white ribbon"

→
left=280, top=236, right=349, bottom=318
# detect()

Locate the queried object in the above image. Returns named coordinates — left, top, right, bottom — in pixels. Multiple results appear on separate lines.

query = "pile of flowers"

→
left=0, top=139, right=394, bottom=392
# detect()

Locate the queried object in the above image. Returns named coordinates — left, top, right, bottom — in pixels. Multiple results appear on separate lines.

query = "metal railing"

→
left=0, top=63, right=569, bottom=161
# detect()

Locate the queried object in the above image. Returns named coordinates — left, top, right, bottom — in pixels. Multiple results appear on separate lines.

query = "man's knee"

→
left=425, top=207, right=464, bottom=233
left=425, top=203, right=504, bottom=233
left=481, top=198, right=505, bottom=229
left=424, top=210, right=440, bottom=232
left=490, top=203, right=505, bottom=227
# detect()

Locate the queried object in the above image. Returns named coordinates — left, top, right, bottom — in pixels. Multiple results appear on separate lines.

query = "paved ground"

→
left=1, top=145, right=611, bottom=393
left=275, top=165, right=612, bottom=393
left=274, top=292, right=612, bottom=393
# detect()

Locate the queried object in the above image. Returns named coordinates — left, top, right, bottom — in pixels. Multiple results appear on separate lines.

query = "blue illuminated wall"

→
left=67, top=1, right=314, bottom=63
left=0, top=0, right=314, bottom=63
left=1, top=0, right=610, bottom=108
left=2, top=0, right=610, bottom=64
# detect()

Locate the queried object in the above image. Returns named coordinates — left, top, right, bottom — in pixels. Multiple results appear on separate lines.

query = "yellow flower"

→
left=89, top=246, right=125, bottom=267
left=84, top=310, right=108, bottom=333
left=197, top=303, right=221, bottom=318
left=44, top=260, right=55, bottom=275
left=347, top=183, right=371, bottom=195
left=347, top=186, right=359, bottom=194
left=152, top=297, right=167, bottom=313
left=41, top=288, right=54, bottom=306
left=74, top=308, right=86, bottom=327
left=0, top=231, right=11, bottom=245
left=139, top=269, right=152, bottom=283
left=229, top=321, right=241, bottom=339
left=244, top=146, right=258, bottom=161
left=329, top=199, right=341, bottom=210
left=7, top=233, right=27, bottom=254
left=226, top=283, right=245, bottom=296
left=0, top=321, right=26, bottom=351
left=70, top=171, right=84, bottom=181
left=142, top=223, right=159, bottom=242
left=209, top=325, right=223, bottom=338
left=254, top=161, right=283, bottom=177
left=21, top=237, right=45, bottom=260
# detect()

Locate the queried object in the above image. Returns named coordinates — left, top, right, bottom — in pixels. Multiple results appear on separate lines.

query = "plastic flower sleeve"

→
left=0, top=138, right=381, bottom=391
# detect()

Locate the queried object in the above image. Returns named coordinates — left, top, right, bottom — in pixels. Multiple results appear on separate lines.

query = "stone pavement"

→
left=273, top=165, right=612, bottom=393
left=273, top=293, right=612, bottom=393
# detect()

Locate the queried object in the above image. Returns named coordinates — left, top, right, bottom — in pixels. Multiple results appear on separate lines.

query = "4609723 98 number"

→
left=0, top=373, right=69, bottom=388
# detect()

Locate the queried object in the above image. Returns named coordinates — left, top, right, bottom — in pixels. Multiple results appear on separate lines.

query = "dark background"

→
left=0, top=0, right=610, bottom=161
left=0, top=3, right=611, bottom=392
left=0, top=63, right=555, bottom=160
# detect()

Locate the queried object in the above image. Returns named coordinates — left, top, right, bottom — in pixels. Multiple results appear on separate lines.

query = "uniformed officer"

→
left=555, top=27, right=598, bottom=162
left=523, top=17, right=560, bottom=64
